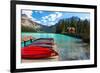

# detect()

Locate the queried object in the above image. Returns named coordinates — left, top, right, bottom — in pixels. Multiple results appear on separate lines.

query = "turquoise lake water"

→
left=21, top=33, right=90, bottom=60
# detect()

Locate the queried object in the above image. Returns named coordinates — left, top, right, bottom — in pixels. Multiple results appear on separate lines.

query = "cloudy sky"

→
left=22, top=10, right=90, bottom=26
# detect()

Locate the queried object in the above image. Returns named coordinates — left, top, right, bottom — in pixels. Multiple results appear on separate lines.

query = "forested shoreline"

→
left=55, top=16, right=90, bottom=43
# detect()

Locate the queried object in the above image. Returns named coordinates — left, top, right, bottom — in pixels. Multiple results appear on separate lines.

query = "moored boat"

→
left=21, top=45, right=58, bottom=59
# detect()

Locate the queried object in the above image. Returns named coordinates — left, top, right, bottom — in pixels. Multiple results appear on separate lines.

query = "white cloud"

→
left=22, top=10, right=42, bottom=24
left=22, top=10, right=33, bottom=19
left=22, top=10, right=36, bottom=21
left=41, top=12, right=62, bottom=26
left=41, top=19, right=47, bottom=23
left=34, top=11, right=43, bottom=14
left=39, top=11, right=43, bottom=14
left=80, top=16, right=90, bottom=20
left=55, top=12, right=62, bottom=18
left=49, top=22, right=56, bottom=25
left=35, top=20, right=41, bottom=24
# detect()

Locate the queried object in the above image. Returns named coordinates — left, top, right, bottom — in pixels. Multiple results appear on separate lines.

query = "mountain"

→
left=21, top=14, right=41, bottom=32
left=21, top=14, right=56, bottom=33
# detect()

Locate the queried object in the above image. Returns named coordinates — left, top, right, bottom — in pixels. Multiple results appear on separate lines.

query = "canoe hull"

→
left=21, top=46, right=58, bottom=59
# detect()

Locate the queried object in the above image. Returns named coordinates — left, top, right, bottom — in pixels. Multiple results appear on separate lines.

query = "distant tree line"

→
left=55, top=16, right=90, bottom=43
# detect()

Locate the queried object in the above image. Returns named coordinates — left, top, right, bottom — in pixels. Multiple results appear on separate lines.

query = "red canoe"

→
left=21, top=45, right=58, bottom=59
